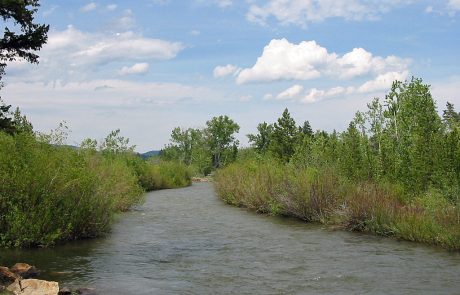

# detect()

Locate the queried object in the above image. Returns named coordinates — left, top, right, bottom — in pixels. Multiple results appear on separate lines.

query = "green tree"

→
left=164, top=127, right=212, bottom=174
left=247, top=122, right=273, bottom=153
left=269, top=108, right=299, bottom=162
left=205, top=115, right=240, bottom=168
left=100, top=129, right=135, bottom=155
left=0, top=0, right=49, bottom=82
left=443, top=102, right=460, bottom=131
left=383, top=78, right=443, bottom=191
left=300, top=120, right=313, bottom=137
left=0, top=98, right=14, bottom=134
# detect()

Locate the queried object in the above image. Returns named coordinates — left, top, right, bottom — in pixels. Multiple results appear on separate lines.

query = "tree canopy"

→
left=0, top=0, right=49, bottom=81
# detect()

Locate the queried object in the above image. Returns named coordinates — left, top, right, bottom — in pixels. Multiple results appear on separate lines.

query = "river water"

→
left=1, top=183, right=460, bottom=294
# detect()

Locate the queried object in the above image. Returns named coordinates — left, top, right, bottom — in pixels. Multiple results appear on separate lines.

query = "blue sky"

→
left=2, top=0, right=460, bottom=151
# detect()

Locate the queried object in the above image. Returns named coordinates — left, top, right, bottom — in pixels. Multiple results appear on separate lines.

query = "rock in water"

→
left=10, top=264, right=38, bottom=279
left=0, top=267, right=20, bottom=285
left=7, top=279, right=59, bottom=295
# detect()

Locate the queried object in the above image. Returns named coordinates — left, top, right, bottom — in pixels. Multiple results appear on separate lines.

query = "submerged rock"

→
left=57, top=286, right=72, bottom=295
left=10, top=264, right=38, bottom=279
left=7, top=279, right=59, bottom=295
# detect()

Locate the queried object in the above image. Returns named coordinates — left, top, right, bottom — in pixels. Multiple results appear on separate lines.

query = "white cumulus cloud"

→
left=235, top=38, right=409, bottom=84
left=276, top=84, right=304, bottom=100
left=357, top=71, right=409, bottom=93
left=213, top=64, right=240, bottom=78
left=118, top=63, right=150, bottom=75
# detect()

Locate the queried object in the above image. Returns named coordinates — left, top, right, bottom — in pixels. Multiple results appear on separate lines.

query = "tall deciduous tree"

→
left=205, top=115, right=239, bottom=168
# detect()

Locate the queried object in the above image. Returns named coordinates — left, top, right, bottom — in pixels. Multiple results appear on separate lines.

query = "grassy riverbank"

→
left=214, top=159, right=460, bottom=250
left=215, top=78, right=460, bottom=250
left=0, top=131, right=191, bottom=248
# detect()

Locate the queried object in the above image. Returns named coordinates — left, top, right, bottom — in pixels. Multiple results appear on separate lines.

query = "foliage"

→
left=205, top=115, right=240, bottom=168
left=0, top=0, right=49, bottom=82
left=0, top=99, right=33, bottom=135
left=162, top=115, right=240, bottom=174
left=0, top=119, right=191, bottom=248
left=269, top=108, right=300, bottom=162
left=215, top=77, right=460, bottom=250
left=247, top=122, right=273, bottom=153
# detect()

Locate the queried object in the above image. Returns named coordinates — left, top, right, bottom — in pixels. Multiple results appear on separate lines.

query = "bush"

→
left=0, top=131, right=191, bottom=248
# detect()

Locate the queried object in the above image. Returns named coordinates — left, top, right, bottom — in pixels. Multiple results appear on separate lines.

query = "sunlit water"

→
left=1, top=183, right=460, bottom=294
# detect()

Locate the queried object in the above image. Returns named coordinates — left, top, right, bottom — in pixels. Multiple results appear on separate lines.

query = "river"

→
left=1, top=183, right=460, bottom=294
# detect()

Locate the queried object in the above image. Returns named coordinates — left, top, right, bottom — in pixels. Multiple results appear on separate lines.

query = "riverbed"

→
left=1, top=183, right=460, bottom=294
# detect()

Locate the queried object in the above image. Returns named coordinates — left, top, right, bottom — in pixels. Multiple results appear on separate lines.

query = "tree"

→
left=100, top=129, right=135, bottom=155
left=443, top=102, right=460, bottom=131
left=247, top=122, right=273, bottom=153
left=164, top=127, right=212, bottom=174
left=0, top=0, right=49, bottom=83
left=270, top=108, right=299, bottom=162
left=0, top=1, right=48, bottom=134
left=0, top=98, right=14, bottom=134
left=205, top=115, right=240, bottom=168
left=300, top=120, right=313, bottom=137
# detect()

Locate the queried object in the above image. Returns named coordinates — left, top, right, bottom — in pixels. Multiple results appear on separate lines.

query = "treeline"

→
left=0, top=101, right=191, bottom=248
left=213, top=78, right=460, bottom=249
left=162, top=115, right=240, bottom=175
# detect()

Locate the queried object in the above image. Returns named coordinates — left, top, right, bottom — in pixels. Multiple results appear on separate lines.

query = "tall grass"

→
left=0, top=131, right=191, bottom=248
left=214, top=159, right=460, bottom=250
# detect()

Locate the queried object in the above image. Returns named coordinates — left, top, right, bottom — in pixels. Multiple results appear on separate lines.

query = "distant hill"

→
left=139, top=150, right=161, bottom=159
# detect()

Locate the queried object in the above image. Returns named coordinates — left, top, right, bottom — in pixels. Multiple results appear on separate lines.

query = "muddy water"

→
left=1, top=183, right=460, bottom=294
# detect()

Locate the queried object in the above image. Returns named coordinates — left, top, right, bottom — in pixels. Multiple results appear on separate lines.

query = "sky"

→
left=2, top=0, right=460, bottom=152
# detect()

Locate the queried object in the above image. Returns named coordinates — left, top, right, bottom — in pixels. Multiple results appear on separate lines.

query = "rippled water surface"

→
left=2, top=183, right=460, bottom=294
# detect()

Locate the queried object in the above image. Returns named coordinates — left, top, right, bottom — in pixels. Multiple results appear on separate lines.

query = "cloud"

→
left=263, top=71, right=409, bottom=104
left=2, top=79, right=222, bottom=151
left=217, top=0, right=232, bottom=8
left=118, top=63, right=150, bottom=75
left=235, top=38, right=409, bottom=84
left=247, top=0, right=414, bottom=27
left=80, top=2, right=97, bottom=13
left=5, top=26, right=184, bottom=83
left=276, top=84, right=304, bottom=100
left=106, top=4, right=118, bottom=11
left=448, top=0, right=460, bottom=12
left=301, top=71, right=409, bottom=103
left=213, top=64, right=240, bottom=78
left=109, top=9, right=136, bottom=30
left=190, top=30, right=201, bottom=36
left=357, top=71, right=408, bottom=93
left=3, top=80, right=218, bottom=108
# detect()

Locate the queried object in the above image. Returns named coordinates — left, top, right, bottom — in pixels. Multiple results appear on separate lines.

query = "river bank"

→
left=1, top=183, right=459, bottom=294
left=214, top=161, right=460, bottom=250
left=0, top=131, right=192, bottom=248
